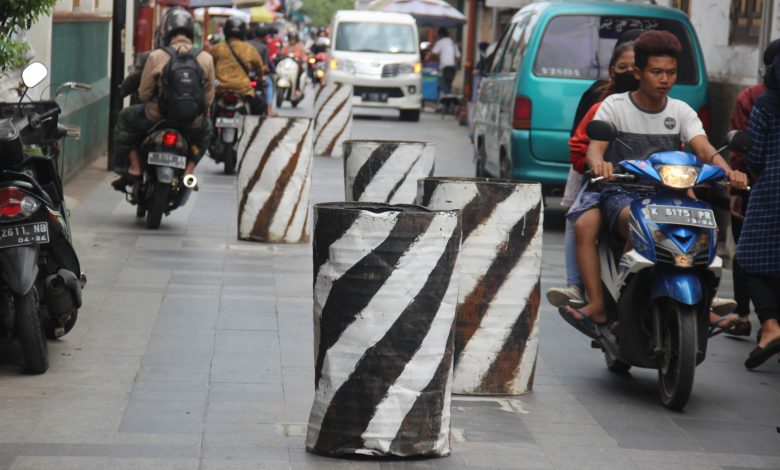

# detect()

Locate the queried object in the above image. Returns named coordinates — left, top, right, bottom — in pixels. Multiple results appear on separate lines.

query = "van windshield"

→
left=335, top=22, right=417, bottom=54
left=533, top=16, right=698, bottom=84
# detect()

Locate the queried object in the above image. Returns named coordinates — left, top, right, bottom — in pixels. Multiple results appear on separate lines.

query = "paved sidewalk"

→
left=0, top=109, right=778, bottom=469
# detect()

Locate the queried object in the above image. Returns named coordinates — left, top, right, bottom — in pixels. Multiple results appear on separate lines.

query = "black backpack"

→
left=158, top=46, right=206, bottom=125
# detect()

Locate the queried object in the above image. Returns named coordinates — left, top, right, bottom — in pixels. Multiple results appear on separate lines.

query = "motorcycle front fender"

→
left=650, top=271, right=702, bottom=306
left=155, top=166, right=175, bottom=184
left=0, top=246, right=40, bottom=296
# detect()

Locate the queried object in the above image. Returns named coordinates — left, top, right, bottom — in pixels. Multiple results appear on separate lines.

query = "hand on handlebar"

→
left=590, top=161, right=614, bottom=181
left=727, top=169, right=749, bottom=191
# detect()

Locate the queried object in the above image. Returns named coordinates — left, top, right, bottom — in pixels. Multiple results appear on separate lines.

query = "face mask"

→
left=613, top=71, right=639, bottom=93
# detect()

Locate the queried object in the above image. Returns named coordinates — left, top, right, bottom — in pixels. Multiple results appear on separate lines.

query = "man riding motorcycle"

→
left=560, top=30, right=748, bottom=333
left=209, top=17, right=265, bottom=115
left=112, top=7, right=215, bottom=191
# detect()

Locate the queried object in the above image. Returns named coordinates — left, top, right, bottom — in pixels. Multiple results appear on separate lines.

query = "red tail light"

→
left=250, top=81, right=257, bottom=88
left=226, top=110, right=235, bottom=118
left=223, top=93, right=239, bottom=105
left=697, top=105, right=711, bottom=134
left=163, top=131, right=178, bottom=147
left=513, top=96, right=532, bottom=130
left=0, top=187, right=25, bottom=217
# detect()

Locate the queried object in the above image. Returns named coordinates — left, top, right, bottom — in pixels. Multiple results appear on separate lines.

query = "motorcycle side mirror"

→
left=725, top=130, right=752, bottom=153
left=586, top=120, right=618, bottom=141
left=21, top=61, right=48, bottom=89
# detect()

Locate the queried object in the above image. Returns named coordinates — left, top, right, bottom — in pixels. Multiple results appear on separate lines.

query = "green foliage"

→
left=299, top=0, right=354, bottom=28
left=0, top=0, right=56, bottom=73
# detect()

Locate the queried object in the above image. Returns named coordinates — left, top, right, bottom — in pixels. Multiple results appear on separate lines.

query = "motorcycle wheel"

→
left=224, top=148, right=237, bottom=175
left=146, top=182, right=170, bottom=230
left=276, top=89, right=285, bottom=108
left=657, top=301, right=697, bottom=410
left=15, top=287, right=49, bottom=374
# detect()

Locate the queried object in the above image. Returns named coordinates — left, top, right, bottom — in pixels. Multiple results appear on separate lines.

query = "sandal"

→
left=745, top=338, right=780, bottom=370
left=559, top=306, right=609, bottom=341
left=725, top=319, right=752, bottom=337
left=708, top=313, right=739, bottom=338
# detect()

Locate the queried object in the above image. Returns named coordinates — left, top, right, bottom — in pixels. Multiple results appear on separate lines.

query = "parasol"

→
left=367, top=0, right=467, bottom=28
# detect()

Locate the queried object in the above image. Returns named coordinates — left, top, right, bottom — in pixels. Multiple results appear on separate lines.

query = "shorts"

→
left=600, top=187, right=637, bottom=239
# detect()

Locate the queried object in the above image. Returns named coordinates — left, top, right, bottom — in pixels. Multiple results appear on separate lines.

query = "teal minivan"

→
left=472, top=1, right=709, bottom=191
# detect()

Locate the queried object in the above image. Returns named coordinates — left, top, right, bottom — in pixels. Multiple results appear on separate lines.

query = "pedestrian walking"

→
left=737, top=52, right=780, bottom=369
left=429, top=27, right=460, bottom=98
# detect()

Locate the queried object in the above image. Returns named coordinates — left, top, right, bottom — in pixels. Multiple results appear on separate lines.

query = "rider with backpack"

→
left=209, top=17, right=265, bottom=115
left=112, top=7, right=215, bottom=190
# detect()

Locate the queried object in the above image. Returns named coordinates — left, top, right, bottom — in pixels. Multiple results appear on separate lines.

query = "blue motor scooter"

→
left=562, top=120, right=751, bottom=410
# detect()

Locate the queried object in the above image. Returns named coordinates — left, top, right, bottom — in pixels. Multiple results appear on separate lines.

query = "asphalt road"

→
left=0, top=92, right=777, bottom=469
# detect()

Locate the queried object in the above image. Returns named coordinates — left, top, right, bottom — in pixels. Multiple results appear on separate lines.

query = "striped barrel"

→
left=343, top=140, right=435, bottom=204
left=313, top=82, right=353, bottom=157
left=307, top=202, right=460, bottom=457
left=236, top=116, right=313, bottom=243
left=418, top=177, right=543, bottom=395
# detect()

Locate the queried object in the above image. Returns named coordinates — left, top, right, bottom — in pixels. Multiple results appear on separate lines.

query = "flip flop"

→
left=725, top=319, right=751, bottom=337
left=708, top=313, right=739, bottom=338
left=558, top=307, right=609, bottom=341
left=745, top=338, right=780, bottom=370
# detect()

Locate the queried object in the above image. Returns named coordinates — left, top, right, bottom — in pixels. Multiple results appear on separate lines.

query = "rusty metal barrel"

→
left=343, top=140, right=435, bottom=204
left=418, top=177, right=543, bottom=395
left=313, top=82, right=353, bottom=157
left=306, top=202, right=460, bottom=457
left=236, top=116, right=313, bottom=243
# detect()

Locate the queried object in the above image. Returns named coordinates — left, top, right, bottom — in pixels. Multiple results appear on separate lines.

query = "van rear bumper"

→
left=510, top=130, right=569, bottom=188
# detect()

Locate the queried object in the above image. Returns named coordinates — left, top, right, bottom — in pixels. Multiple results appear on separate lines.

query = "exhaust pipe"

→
left=182, top=174, right=198, bottom=190
left=45, top=271, right=82, bottom=337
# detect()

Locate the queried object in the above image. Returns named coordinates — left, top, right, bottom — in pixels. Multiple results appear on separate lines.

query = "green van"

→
left=472, top=1, right=709, bottom=191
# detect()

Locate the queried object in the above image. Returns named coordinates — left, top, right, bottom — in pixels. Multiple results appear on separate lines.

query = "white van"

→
left=328, top=10, right=422, bottom=121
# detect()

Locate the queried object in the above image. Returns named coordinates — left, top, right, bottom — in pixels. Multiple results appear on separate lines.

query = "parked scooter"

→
left=209, top=90, right=246, bottom=175
left=560, top=120, right=752, bottom=410
left=275, top=56, right=307, bottom=108
left=0, top=62, right=87, bottom=374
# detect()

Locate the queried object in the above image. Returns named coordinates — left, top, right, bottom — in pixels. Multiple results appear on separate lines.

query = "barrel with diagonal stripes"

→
left=236, top=116, right=313, bottom=243
left=343, top=140, right=435, bottom=204
left=313, top=82, right=353, bottom=157
left=307, top=202, right=460, bottom=457
left=418, top=177, right=543, bottom=395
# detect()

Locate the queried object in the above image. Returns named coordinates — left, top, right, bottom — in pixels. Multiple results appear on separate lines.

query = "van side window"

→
left=533, top=15, right=698, bottom=84
left=491, top=24, right=516, bottom=74
left=505, top=15, right=532, bottom=73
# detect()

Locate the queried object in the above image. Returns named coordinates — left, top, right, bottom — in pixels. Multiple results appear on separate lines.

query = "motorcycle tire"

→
left=657, top=301, right=697, bottom=411
left=146, top=182, right=170, bottom=230
left=224, top=148, right=237, bottom=175
left=15, top=287, right=49, bottom=374
left=276, top=89, right=285, bottom=108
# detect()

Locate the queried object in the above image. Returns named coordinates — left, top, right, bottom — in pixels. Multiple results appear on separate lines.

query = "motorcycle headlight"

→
left=657, top=165, right=700, bottom=189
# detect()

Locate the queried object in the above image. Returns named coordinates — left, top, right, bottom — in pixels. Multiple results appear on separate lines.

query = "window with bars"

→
left=730, top=0, right=763, bottom=44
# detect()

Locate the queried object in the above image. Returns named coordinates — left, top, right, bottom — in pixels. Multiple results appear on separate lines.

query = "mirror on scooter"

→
left=586, top=120, right=618, bottom=142
left=725, top=130, right=752, bottom=153
left=21, top=62, right=48, bottom=89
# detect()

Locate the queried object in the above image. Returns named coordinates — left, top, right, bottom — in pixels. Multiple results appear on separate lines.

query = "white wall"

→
left=0, top=15, right=53, bottom=102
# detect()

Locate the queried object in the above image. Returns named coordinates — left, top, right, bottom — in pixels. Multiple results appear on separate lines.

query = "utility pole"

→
left=461, top=0, right=478, bottom=125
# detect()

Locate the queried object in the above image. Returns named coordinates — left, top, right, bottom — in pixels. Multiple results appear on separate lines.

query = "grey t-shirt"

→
left=593, top=92, right=706, bottom=163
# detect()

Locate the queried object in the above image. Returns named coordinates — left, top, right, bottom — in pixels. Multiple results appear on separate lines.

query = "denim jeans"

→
left=565, top=219, right=582, bottom=288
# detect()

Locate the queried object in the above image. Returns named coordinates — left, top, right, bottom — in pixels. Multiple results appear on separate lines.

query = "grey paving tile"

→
left=202, top=445, right=290, bottom=460
left=7, top=456, right=107, bottom=470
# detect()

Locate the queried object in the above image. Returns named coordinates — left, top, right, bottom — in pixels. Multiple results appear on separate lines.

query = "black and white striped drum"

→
left=236, top=116, right=313, bottom=243
left=313, top=83, right=353, bottom=157
left=418, top=177, right=543, bottom=395
left=307, top=202, right=460, bottom=457
left=343, top=140, right=435, bottom=204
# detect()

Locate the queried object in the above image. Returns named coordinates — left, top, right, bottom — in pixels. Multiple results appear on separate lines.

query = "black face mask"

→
left=613, top=71, right=639, bottom=93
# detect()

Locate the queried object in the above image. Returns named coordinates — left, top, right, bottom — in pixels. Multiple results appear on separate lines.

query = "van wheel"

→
left=400, top=109, right=420, bottom=122
left=475, top=140, right=488, bottom=177
left=499, top=151, right=512, bottom=179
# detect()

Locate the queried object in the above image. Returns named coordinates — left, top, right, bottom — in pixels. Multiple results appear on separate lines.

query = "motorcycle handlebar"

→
left=589, top=174, right=636, bottom=184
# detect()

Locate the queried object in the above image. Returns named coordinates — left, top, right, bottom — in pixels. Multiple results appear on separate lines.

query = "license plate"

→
left=647, top=205, right=717, bottom=228
left=148, top=152, right=186, bottom=169
left=362, top=92, right=388, bottom=103
left=215, top=116, right=240, bottom=128
left=0, top=222, right=49, bottom=248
